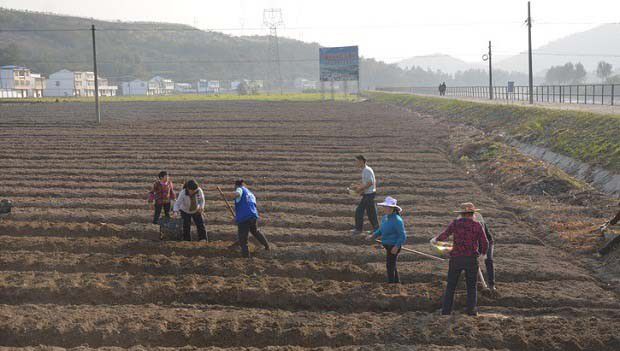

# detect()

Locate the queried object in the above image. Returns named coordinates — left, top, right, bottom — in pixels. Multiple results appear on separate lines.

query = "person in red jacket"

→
left=432, top=202, right=488, bottom=316
left=148, top=171, right=176, bottom=225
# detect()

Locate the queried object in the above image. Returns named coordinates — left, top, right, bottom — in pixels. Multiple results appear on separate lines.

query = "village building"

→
left=0, top=65, right=33, bottom=98
left=44, top=69, right=117, bottom=97
left=149, top=76, right=174, bottom=95
left=121, top=79, right=149, bottom=96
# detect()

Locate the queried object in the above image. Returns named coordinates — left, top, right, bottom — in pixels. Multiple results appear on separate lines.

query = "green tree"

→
left=545, top=62, right=587, bottom=84
left=574, top=63, right=587, bottom=84
left=596, top=61, right=613, bottom=82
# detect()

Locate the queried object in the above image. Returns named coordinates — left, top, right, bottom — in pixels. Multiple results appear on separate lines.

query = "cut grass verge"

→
left=369, top=91, right=620, bottom=173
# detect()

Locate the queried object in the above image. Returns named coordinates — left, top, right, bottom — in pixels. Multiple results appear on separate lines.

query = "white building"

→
left=45, top=70, right=117, bottom=97
left=294, top=78, right=317, bottom=91
left=121, top=79, right=149, bottom=96
left=0, top=65, right=32, bottom=98
left=197, top=80, right=209, bottom=93
left=149, top=76, right=174, bottom=95
left=197, top=79, right=221, bottom=94
left=174, top=82, right=195, bottom=94
left=29, top=73, right=45, bottom=98
left=207, top=80, right=220, bottom=94
left=230, top=80, right=241, bottom=92
left=45, top=69, right=76, bottom=97
left=97, top=78, right=118, bottom=97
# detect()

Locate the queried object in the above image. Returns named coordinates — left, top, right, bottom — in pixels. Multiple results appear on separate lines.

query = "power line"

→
left=4, top=19, right=618, bottom=33
left=0, top=28, right=89, bottom=32
left=13, top=58, right=318, bottom=64
left=12, top=51, right=620, bottom=67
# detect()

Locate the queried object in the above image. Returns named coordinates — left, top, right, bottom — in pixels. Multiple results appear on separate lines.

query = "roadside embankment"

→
left=369, top=92, right=620, bottom=196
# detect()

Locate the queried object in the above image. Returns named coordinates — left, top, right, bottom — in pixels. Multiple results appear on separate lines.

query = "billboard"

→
left=319, top=46, right=359, bottom=82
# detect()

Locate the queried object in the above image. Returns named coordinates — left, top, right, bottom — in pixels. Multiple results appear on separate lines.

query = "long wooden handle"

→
left=375, top=240, right=445, bottom=261
left=216, top=186, right=236, bottom=219
left=375, top=240, right=489, bottom=288
left=478, top=268, right=488, bottom=289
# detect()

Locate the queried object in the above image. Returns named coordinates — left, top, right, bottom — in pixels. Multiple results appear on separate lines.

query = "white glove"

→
left=430, top=237, right=438, bottom=245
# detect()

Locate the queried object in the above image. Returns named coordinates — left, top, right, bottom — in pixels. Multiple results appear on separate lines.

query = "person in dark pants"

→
left=223, top=179, right=270, bottom=258
left=173, top=179, right=207, bottom=242
left=474, top=211, right=496, bottom=292
left=351, top=155, right=379, bottom=235
left=148, top=171, right=176, bottom=224
left=432, top=202, right=488, bottom=316
left=598, top=202, right=620, bottom=256
left=369, top=196, right=407, bottom=283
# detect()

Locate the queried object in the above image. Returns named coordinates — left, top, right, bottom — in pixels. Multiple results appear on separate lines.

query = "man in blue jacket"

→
left=223, top=179, right=270, bottom=258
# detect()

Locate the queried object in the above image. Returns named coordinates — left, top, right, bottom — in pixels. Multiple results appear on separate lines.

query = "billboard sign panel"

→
left=320, top=46, right=359, bottom=82
left=507, top=81, right=515, bottom=93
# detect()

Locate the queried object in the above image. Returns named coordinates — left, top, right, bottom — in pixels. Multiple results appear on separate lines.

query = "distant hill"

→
left=0, top=8, right=319, bottom=85
left=1, top=8, right=445, bottom=88
left=496, top=24, right=620, bottom=75
left=397, top=54, right=481, bottom=74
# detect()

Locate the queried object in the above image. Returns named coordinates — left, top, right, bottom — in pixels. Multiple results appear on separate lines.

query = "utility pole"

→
left=91, top=24, right=101, bottom=123
left=483, top=41, right=493, bottom=100
left=527, top=1, right=534, bottom=104
left=263, top=8, right=284, bottom=95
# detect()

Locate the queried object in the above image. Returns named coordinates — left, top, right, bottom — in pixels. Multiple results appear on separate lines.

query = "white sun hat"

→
left=377, top=196, right=402, bottom=212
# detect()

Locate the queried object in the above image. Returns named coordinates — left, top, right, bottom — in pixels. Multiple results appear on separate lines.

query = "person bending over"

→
left=222, top=179, right=270, bottom=258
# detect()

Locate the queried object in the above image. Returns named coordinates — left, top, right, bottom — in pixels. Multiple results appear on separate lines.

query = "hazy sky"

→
left=1, top=0, right=618, bottom=63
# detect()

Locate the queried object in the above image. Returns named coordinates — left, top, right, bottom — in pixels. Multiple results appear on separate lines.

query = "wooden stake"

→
left=216, top=186, right=236, bottom=219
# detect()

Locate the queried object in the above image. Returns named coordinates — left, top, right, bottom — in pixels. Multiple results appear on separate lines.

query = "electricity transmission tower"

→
left=263, top=8, right=284, bottom=94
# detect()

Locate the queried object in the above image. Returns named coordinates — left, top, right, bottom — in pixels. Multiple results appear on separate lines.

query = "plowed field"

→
left=0, top=100, right=618, bottom=351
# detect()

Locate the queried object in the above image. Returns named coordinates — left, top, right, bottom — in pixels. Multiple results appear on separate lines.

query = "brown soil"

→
left=0, top=100, right=619, bottom=350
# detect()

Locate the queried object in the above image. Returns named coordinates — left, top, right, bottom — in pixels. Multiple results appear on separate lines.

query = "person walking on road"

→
left=351, top=155, right=379, bottom=235
left=369, top=196, right=407, bottom=284
left=148, top=171, right=176, bottom=225
left=222, top=179, right=270, bottom=258
left=431, top=202, right=488, bottom=316
left=173, top=179, right=208, bottom=242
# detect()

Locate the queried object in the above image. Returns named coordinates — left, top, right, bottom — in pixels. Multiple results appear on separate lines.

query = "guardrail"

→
left=377, top=84, right=620, bottom=106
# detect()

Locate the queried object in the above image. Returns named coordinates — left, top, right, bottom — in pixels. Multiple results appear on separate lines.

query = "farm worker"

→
left=0, top=199, right=12, bottom=214
left=148, top=171, right=176, bottom=225
left=368, top=196, right=407, bottom=284
left=472, top=208, right=496, bottom=292
left=173, top=179, right=208, bottom=242
left=222, top=179, right=270, bottom=258
left=598, top=202, right=620, bottom=256
left=431, top=202, right=488, bottom=316
left=351, top=155, right=379, bottom=235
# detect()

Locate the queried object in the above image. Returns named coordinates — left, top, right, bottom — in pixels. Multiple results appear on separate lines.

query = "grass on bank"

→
left=0, top=93, right=359, bottom=104
left=369, top=91, right=620, bottom=173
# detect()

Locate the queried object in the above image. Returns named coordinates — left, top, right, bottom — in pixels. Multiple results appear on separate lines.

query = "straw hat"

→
left=453, top=202, right=481, bottom=213
left=378, top=196, right=402, bottom=212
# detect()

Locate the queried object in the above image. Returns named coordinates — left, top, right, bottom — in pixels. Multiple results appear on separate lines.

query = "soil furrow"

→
left=0, top=304, right=617, bottom=350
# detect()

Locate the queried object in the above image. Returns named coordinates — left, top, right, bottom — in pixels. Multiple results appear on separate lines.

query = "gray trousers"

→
left=355, top=193, right=379, bottom=231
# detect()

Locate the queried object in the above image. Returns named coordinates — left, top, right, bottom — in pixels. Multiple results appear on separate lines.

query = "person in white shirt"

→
left=173, top=179, right=207, bottom=241
left=351, top=155, right=379, bottom=235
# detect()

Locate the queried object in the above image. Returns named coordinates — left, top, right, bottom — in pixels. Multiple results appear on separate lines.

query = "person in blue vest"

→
left=223, top=179, right=270, bottom=258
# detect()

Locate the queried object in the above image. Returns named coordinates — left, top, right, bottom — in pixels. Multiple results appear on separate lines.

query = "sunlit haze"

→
left=1, top=0, right=619, bottom=63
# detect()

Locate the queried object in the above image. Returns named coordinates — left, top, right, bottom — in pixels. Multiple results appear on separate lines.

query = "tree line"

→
left=545, top=61, right=618, bottom=84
